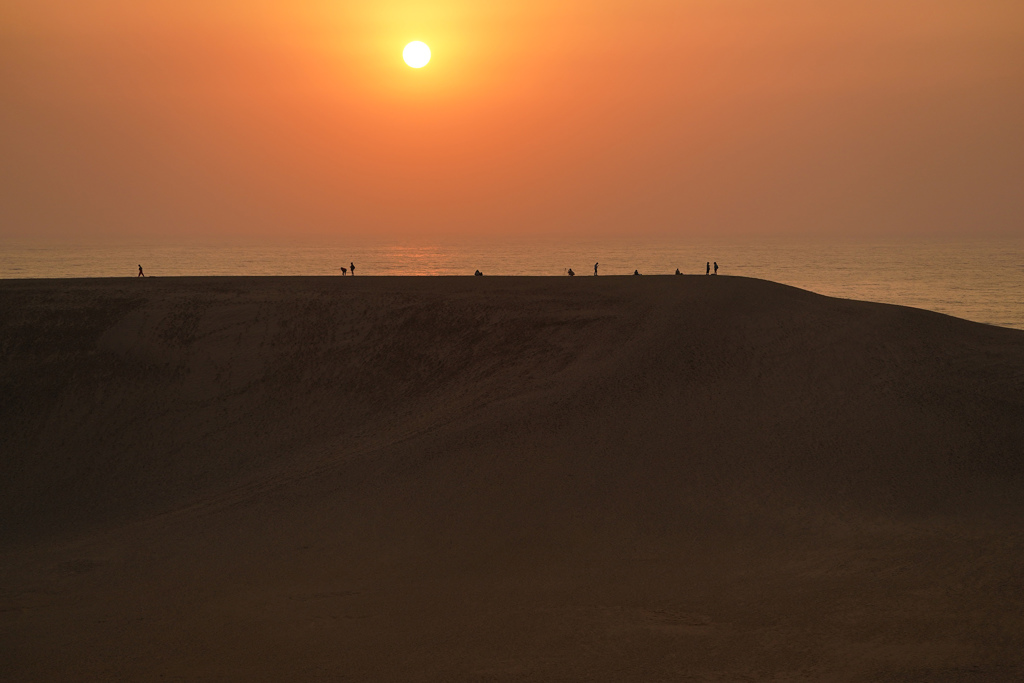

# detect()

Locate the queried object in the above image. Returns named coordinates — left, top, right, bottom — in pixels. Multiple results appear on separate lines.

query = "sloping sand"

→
left=2, top=275, right=1023, bottom=681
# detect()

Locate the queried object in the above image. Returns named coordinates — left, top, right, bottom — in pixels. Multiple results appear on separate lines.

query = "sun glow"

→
left=403, top=41, right=431, bottom=68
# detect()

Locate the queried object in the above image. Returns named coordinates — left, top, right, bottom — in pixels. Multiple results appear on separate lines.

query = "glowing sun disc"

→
left=403, top=41, right=431, bottom=68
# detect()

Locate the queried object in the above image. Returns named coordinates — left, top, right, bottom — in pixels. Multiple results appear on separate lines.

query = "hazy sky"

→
left=2, top=0, right=1022, bottom=241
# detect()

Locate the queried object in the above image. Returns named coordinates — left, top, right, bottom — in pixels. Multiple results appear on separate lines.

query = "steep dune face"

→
left=3, top=276, right=1021, bottom=540
left=2, top=277, right=1023, bottom=680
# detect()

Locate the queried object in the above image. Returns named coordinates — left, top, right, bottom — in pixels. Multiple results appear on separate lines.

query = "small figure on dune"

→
left=474, top=269, right=483, bottom=276
left=138, top=264, right=145, bottom=278
left=706, top=262, right=710, bottom=275
left=350, top=262, right=356, bottom=276
left=634, top=269, right=641, bottom=276
left=594, top=262, right=599, bottom=276
left=340, top=266, right=347, bottom=276
left=675, top=268, right=681, bottom=275
left=714, top=261, right=719, bottom=275
left=568, top=268, right=575, bottom=277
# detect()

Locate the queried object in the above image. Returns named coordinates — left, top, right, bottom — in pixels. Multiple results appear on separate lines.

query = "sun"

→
left=403, top=41, right=431, bottom=69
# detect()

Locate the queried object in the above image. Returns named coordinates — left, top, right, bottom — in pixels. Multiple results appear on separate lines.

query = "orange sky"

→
left=2, top=0, right=1022, bottom=241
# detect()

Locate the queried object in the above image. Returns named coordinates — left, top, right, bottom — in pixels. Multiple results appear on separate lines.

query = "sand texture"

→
left=2, top=276, right=1023, bottom=681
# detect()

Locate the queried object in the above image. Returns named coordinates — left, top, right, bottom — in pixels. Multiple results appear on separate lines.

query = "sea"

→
left=2, top=238, right=1022, bottom=331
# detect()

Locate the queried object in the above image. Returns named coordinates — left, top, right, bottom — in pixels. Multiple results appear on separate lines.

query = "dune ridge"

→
left=2, top=276, right=1023, bottom=681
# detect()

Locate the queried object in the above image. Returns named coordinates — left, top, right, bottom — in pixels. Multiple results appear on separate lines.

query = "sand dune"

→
left=2, top=276, right=1023, bottom=681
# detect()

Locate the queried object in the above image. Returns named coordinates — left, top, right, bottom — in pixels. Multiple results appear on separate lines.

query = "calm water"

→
left=2, top=239, right=1022, bottom=330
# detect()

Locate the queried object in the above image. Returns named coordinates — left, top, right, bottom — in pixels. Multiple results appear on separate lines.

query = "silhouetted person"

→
left=675, top=268, right=681, bottom=275
left=568, top=268, right=575, bottom=276
left=340, top=266, right=347, bottom=275
left=706, top=262, right=710, bottom=275
left=474, top=269, right=483, bottom=276
left=350, top=262, right=355, bottom=276
left=594, top=262, right=599, bottom=276
left=714, top=261, right=719, bottom=275
left=138, top=265, right=145, bottom=278
left=634, top=269, right=640, bottom=276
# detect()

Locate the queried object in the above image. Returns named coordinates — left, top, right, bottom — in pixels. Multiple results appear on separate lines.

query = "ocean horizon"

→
left=2, top=237, right=1022, bottom=331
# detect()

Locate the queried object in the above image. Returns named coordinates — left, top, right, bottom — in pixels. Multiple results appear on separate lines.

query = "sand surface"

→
left=2, top=275, right=1023, bottom=681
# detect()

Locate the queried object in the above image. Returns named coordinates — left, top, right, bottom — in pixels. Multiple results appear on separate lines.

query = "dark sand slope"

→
left=2, top=276, right=1023, bottom=681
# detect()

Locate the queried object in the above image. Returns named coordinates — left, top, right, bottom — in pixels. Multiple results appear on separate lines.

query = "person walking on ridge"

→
left=714, top=261, right=719, bottom=275
left=706, top=262, right=710, bottom=275
left=594, top=262, right=599, bottom=276
left=138, top=264, right=145, bottom=278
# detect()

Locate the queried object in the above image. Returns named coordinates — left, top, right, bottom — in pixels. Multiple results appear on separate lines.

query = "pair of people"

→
left=340, top=262, right=356, bottom=276
left=706, top=262, right=718, bottom=275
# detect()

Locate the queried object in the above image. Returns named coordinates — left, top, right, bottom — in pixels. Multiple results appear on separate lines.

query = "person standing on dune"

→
left=706, top=262, right=710, bottom=275
left=138, top=264, right=145, bottom=277
left=714, top=262, right=719, bottom=275
left=594, top=262, right=599, bottom=276
left=350, top=262, right=355, bottom=276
